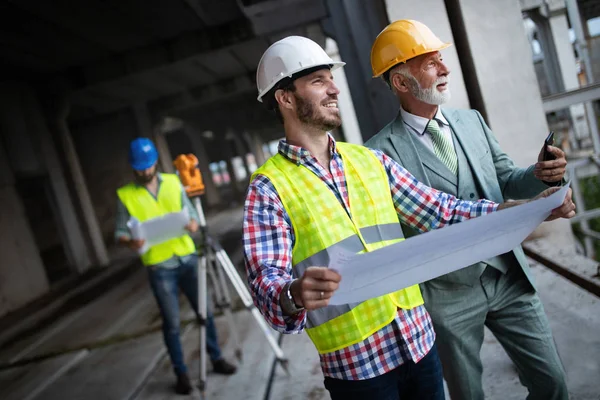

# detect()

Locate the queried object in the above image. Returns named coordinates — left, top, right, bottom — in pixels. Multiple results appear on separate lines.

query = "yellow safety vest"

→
left=253, top=142, right=424, bottom=354
left=117, top=173, right=196, bottom=266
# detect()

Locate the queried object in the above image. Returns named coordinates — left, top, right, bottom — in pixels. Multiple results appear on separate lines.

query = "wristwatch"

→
left=282, top=280, right=304, bottom=315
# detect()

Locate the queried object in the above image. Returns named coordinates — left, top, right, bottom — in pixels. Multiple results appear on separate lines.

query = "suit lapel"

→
left=391, top=113, right=457, bottom=186
left=442, top=109, right=491, bottom=199
left=388, top=114, right=431, bottom=185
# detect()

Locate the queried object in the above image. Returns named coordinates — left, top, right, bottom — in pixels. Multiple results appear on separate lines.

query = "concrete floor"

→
left=0, top=207, right=599, bottom=400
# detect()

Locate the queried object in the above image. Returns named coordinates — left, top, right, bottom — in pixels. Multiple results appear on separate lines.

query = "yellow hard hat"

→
left=370, top=19, right=452, bottom=78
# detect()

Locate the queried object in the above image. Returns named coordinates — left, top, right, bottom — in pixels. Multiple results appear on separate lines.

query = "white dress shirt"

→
left=400, top=106, right=455, bottom=154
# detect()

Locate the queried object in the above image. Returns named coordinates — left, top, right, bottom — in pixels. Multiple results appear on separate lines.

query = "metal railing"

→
left=567, top=155, right=600, bottom=259
left=542, top=84, right=600, bottom=259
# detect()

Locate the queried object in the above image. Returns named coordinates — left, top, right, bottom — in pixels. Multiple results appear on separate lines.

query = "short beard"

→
left=294, top=93, right=341, bottom=132
left=134, top=170, right=156, bottom=185
left=401, top=71, right=451, bottom=105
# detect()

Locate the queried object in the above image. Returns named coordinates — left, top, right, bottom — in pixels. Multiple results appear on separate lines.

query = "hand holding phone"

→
left=542, top=131, right=556, bottom=161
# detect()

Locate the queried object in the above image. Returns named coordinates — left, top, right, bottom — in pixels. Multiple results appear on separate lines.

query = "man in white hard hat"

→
left=365, top=20, right=569, bottom=400
left=242, top=36, right=575, bottom=399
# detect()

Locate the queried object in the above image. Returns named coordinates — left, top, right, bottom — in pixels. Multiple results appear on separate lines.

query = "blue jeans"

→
left=323, top=343, right=445, bottom=400
left=147, top=255, right=222, bottom=375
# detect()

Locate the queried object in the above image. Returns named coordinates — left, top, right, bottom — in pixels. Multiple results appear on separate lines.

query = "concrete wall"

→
left=0, top=83, right=49, bottom=317
left=590, top=35, right=600, bottom=82
left=458, top=0, right=548, bottom=167
left=458, top=0, right=574, bottom=244
left=385, top=0, right=471, bottom=111
left=0, top=185, right=50, bottom=316
left=70, top=110, right=137, bottom=241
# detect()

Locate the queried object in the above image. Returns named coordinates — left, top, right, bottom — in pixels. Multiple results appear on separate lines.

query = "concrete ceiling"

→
left=0, top=0, right=329, bottom=122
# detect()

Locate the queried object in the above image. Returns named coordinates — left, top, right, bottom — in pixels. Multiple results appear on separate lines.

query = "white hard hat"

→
left=256, top=36, right=345, bottom=102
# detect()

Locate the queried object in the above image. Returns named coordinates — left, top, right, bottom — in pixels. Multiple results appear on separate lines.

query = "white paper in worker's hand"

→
left=127, top=209, right=190, bottom=255
left=329, top=183, right=570, bottom=305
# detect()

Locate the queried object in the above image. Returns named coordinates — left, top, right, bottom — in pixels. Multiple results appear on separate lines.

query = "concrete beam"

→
left=148, top=74, right=256, bottom=119
left=542, top=82, right=600, bottom=112
left=65, top=20, right=255, bottom=91
left=238, top=0, right=328, bottom=36
left=520, top=0, right=544, bottom=11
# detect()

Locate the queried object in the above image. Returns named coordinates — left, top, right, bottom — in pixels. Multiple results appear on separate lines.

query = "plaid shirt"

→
left=243, top=135, right=498, bottom=380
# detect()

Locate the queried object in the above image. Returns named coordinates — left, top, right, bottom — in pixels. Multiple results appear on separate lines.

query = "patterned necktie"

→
left=426, top=119, right=458, bottom=175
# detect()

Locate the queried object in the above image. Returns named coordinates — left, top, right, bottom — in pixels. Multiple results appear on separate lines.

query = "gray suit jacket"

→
left=365, top=108, right=548, bottom=289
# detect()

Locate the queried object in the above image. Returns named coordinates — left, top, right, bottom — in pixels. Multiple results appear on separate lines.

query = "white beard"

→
left=407, top=76, right=451, bottom=105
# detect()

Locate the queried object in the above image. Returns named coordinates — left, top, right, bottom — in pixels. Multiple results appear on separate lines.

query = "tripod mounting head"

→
left=173, top=154, right=205, bottom=197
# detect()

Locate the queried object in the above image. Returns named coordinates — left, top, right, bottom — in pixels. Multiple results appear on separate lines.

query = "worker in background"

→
left=115, top=138, right=236, bottom=396
left=365, top=20, right=569, bottom=400
left=242, top=36, right=575, bottom=399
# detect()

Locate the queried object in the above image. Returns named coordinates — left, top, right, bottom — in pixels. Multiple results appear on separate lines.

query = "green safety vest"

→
left=117, top=173, right=196, bottom=266
left=253, top=142, right=424, bottom=354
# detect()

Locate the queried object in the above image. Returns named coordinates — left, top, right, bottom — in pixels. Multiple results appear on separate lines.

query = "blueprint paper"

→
left=127, top=209, right=190, bottom=255
left=329, top=184, right=570, bottom=305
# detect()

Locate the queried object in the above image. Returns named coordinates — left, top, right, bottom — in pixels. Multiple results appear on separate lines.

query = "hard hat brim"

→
left=372, top=42, right=452, bottom=78
left=257, top=61, right=346, bottom=102
left=131, top=160, right=157, bottom=171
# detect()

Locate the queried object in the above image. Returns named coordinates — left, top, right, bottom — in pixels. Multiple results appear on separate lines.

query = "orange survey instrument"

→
left=173, top=154, right=205, bottom=197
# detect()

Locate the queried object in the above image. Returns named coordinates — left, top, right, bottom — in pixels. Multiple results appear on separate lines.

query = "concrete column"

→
left=326, top=38, right=363, bottom=144
left=456, top=0, right=575, bottom=247
left=154, top=131, right=175, bottom=174
left=132, top=103, right=174, bottom=173
left=20, top=85, right=92, bottom=272
left=548, top=8, right=590, bottom=142
left=217, top=132, right=243, bottom=199
left=529, top=9, right=564, bottom=95
left=228, top=130, right=251, bottom=181
left=184, top=126, right=221, bottom=207
left=245, top=132, right=267, bottom=166
left=50, top=97, right=109, bottom=266
left=0, top=121, right=49, bottom=317
left=324, top=0, right=398, bottom=140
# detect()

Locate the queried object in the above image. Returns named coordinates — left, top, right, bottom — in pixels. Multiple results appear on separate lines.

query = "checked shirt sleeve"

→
left=243, top=174, right=307, bottom=334
left=371, top=150, right=498, bottom=232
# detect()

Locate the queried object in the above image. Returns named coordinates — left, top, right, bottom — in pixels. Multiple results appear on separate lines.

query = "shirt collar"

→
left=400, top=106, right=449, bottom=135
left=278, top=133, right=337, bottom=165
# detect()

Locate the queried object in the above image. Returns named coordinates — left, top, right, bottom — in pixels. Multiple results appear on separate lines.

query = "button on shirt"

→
left=114, top=173, right=200, bottom=269
left=401, top=106, right=455, bottom=154
left=243, top=134, right=498, bottom=380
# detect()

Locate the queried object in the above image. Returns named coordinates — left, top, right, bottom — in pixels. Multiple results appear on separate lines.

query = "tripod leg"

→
left=197, top=253, right=208, bottom=395
left=212, top=247, right=289, bottom=373
left=207, top=249, right=243, bottom=361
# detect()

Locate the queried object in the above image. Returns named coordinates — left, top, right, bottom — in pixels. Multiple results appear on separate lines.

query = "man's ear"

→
left=274, top=88, right=294, bottom=111
left=391, top=73, right=409, bottom=94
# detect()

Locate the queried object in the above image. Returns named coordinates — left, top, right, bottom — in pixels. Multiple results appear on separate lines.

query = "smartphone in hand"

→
left=542, top=131, right=556, bottom=161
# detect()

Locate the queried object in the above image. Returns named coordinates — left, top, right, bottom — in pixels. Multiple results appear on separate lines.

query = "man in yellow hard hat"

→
left=243, top=35, right=575, bottom=400
left=366, top=19, right=568, bottom=400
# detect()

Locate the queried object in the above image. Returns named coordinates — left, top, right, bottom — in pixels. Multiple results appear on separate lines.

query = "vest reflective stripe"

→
left=253, top=142, right=424, bottom=354
left=294, top=223, right=403, bottom=275
left=117, top=174, right=196, bottom=266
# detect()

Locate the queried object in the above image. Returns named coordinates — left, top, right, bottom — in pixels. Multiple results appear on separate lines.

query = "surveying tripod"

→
left=174, top=154, right=288, bottom=397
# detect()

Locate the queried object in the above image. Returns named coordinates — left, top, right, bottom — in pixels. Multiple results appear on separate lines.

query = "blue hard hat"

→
left=128, top=137, right=158, bottom=171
